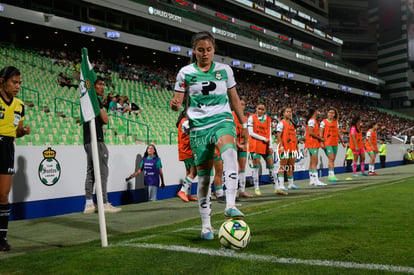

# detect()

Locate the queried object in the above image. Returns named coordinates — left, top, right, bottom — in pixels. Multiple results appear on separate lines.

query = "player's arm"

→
left=228, top=87, right=248, bottom=148
left=16, top=120, right=31, bottom=138
left=170, top=91, right=185, bottom=111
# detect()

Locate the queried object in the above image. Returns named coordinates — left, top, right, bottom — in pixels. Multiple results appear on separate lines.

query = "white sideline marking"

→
left=112, top=179, right=411, bottom=272
left=113, top=242, right=414, bottom=273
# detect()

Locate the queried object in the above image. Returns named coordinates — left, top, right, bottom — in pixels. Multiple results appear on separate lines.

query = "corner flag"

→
left=79, top=48, right=100, bottom=123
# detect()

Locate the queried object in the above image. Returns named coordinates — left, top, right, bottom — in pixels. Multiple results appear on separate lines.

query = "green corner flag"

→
left=79, top=48, right=100, bottom=124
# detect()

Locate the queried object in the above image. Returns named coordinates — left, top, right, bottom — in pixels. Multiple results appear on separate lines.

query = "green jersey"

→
left=174, top=62, right=236, bottom=131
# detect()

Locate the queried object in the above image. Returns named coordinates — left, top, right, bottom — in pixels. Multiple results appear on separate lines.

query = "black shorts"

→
left=0, top=136, right=15, bottom=175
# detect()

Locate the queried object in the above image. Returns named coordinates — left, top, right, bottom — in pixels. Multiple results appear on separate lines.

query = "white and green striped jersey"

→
left=174, top=62, right=236, bottom=131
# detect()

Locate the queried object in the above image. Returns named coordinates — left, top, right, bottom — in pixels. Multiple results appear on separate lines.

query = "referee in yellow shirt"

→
left=0, top=66, right=31, bottom=251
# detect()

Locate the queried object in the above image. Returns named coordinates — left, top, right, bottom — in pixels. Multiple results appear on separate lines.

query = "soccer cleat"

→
left=368, top=172, right=378, bottom=176
left=200, top=228, right=214, bottom=240
left=275, top=189, right=288, bottom=195
left=328, top=176, right=338, bottom=183
left=315, top=180, right=327, bottom=187
left=187, top=194, right=198, bottom=201
left=279, top=186, right=288, bottom=191
left=83, top=204, right=97, bottom=214
left=104, top=203, right=122, bottom=213
left=0, top=238, right=11, bottom=252
left=217, top=196, right=226, bottom=204
left=224, top=207, right=245, bottom=219
left=254, top=189, right=262, bottom=196
left=360, top=172, right=369, bottom=176
left=309, top=182, right=315, bottom=186
left=239, top=191, right=253, bottom=198
left=178, top=191, right=189, bottom=202
left=288, top=184, right=300, bottom=190
left=352, top=173, right=359, bottom=177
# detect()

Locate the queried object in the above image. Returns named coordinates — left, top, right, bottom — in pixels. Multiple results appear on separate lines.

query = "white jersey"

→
left=174, top=62, right=236, bottom=131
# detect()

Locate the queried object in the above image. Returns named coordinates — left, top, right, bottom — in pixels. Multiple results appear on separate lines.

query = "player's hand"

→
left=23, top=126, right=31, bottom=135
left=267, top=147, right=274, bottom=155
left=239, top=128, right=248, bottom=150
left=170, top=98, right=181, bottom=111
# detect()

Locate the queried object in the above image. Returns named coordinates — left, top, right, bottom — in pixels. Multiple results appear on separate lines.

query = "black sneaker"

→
left=217, top=196, right=226, bottom=204
left=0, top=238, right=11, bottom=252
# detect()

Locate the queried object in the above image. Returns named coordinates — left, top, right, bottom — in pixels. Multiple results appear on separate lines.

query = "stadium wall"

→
left=10, top=144, right=408, bottom=221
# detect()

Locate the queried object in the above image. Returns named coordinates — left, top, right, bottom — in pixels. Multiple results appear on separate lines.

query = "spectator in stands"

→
left=128, top=144, right=165, bottom=201
left=305, top=107, right=326, bottom=186
left=170, top=31, right=248, bottom=240
left=108, top=95, right=118, bottom=115
left=0, top=66, right=31, bottom=251
left=82, top=77, right=121, bottom=214
left=72, top=59, right=80, bottom=82
left=176, top=111, right=197, bottom=202
left=378, top=138, right=387, bottom=168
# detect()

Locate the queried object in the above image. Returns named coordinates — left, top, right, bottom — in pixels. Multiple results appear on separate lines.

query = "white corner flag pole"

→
left=89, top=118, right=108, bottom=247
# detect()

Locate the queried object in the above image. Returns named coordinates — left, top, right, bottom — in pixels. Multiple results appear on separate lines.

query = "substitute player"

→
left=176, top=110, right=197, bottom=202
left=365, top=121, right=379, bottom=175
left=232, top=99, right=252, bottom=198
left=248, top=103, right=285, bottom=195
left=319, top=107, right=345, bottom=183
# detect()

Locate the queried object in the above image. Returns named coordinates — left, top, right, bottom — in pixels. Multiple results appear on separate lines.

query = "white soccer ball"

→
left=218, top=219, right=250, bottom=250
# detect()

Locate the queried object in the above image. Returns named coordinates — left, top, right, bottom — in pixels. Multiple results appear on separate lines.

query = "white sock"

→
left=215, top=185, right=224, bottom=197
left=181, top=176, right=192, bottom=194
left=252, top=167, right=259, bottom=189
left=277, top=175, right=284, bottom=190
left=197, top=171, right=212, bottom=230
left=309, top=171, right=314, bottom=184
left=238, top=171, right=246, bottom=193
left=328, top=170, right=334, bottom=177
left=221, top=147, right=238, bottom=209
left=371, top=165, right=375, bottom=172
left=86, top=199, right=94, bottom=206
left=288, top=177, right=294, bottom=186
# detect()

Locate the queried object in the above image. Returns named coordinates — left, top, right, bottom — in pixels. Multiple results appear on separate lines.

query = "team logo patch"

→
left=38, top=147, right=61, bottom=186
left=215, top=71, right=222, bottom=80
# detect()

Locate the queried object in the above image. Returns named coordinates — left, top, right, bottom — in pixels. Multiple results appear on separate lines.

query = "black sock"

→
left=0, top=204, right=10, bottom=239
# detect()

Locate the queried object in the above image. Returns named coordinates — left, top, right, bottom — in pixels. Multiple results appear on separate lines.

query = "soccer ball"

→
left=218, top=219, right=250, bottom=250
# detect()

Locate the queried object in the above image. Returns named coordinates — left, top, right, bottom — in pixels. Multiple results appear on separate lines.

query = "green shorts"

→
left=307, top=148, right=319, bottom=156
left=214, top=154, right=222, bottom=162
left=190, top=121, right=236, bottom=166
left=367, top=151, right=376, bottom=156
left=250, top=152, right=273, bottom=160
left=238, top=151, right=247, bottom=158
left=183, top=158, right=195, bottom=168
left=324, top=146, right=338, bottom=155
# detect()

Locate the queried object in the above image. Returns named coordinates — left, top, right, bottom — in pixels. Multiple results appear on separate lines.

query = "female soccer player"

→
left=319, top=107, right=345, bottom=183
left=248, top=103, right=285, bottom=195
left=365, top=121, right=379, bottom=175
left=232, top=99, right=252, bottom=198
left=349, top=115, right=369, bottom=177
left=276, top=107, right=299, bottom=190
left=170, top=31, right=248, bottom=240
left=0, top=66, right=31, bottom=251
left=176, top=110, right=197, bottom=202
left=305, top=107, right=326, bottom=186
